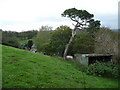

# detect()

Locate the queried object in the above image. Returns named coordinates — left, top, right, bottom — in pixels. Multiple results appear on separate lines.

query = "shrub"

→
left=27, top=40, right=33, bottom=49
left=86, top=61, right=119, bottom=78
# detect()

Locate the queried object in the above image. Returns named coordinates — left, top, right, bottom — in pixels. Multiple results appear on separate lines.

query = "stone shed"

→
left=74, top=54, right=113, bottom=65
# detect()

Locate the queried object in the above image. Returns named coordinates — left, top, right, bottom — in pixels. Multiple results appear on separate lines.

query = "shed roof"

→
left=82, top=54, right=113, bottom=57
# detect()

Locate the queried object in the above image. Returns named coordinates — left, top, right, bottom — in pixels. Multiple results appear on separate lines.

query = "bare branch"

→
left=70, top=17, right=78, bottom=22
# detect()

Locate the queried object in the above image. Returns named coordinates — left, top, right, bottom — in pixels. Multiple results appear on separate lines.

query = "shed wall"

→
left=81, top=55, right=88, bottom=65
left=74, top=54, right=112, bottom=65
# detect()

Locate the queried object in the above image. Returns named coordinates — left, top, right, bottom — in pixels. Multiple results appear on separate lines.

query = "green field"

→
left=2, top=45, right=118, bottom=88
left=19, top=40, right=28, bottom=44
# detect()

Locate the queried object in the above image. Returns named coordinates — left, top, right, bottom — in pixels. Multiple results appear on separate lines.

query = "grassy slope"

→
left=2, top=45, right=118, bottom=88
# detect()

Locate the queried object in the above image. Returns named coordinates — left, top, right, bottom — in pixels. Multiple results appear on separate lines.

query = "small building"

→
left=74, top=54, right=113, bottom=65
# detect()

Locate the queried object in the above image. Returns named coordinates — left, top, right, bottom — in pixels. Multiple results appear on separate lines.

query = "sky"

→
left=0, top=0, right=119, bottom=32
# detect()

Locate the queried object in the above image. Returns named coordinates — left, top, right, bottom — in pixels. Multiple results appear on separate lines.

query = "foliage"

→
left=27, top=40, right=33, bottom=50
left=2, top=45, right=118, bottom=88
left=87, top=19, right=101, bottom=29
left=94, top=27, right=119, bottom=64
left=17, top=30, right=38, bottom=40
left=44, top=25, right=72, bottom=56
left=33, top=26, right=52, bottom=52
left=2, top=31, right=20, bottom=48
left=70, top=32, right=94, bottom=54
left=2, top=30, right=38, bottom=48
left=62, top=8, right=94, bottom=22
left=86, top=61, right=119, bottom=78
left=62, top=8, right=100, bottom=30
left=2, top=30, right=38, bottom=40
left=38, top=26, right=52, bottom=31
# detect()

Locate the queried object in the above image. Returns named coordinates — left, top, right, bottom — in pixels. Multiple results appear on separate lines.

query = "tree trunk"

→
left=63, top=29, right=76, bottom=60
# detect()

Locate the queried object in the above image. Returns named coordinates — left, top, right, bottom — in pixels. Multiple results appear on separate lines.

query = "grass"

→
left=19, top=40, right=28, bottom=44
left=2, top=45, right=118, bottom=88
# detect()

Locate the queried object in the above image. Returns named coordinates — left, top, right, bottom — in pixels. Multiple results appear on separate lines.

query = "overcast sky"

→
left=0, top=0, right=119, bottom=32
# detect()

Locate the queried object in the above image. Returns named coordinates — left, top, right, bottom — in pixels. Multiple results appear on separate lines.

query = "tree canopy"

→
left=44, top=25, right=72, bottom=56
left=62, top=8, right=100, bottom=30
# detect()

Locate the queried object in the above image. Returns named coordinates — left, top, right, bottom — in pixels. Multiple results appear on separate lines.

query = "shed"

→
left=74, top=54, right=113, bottom=65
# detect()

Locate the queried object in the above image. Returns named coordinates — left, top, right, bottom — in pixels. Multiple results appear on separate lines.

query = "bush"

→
left=27, top=40, right=33, bottom=49
left=86, top=61, right=119, bottom=78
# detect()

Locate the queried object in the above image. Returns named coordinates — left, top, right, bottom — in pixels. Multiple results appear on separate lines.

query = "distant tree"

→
left=33, top=26, right=52, bottom=52
left=1, top=30, right=38, bottom=48
left=2, top=31, right=20, bottom=48
left=17, top=30, right=38, bottom=40
left=62, top=8, right=100, bottom=59
left=25, top=30, right=38, bottom=39
left=39, top=26, right=52, bottom=31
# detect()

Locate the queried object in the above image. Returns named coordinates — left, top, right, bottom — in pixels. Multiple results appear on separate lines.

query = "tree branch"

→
left=70, top=17, right=78, bottom=22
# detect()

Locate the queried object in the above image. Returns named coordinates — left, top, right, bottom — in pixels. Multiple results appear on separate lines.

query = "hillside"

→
left=2, top=45, right=118, bottom=88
